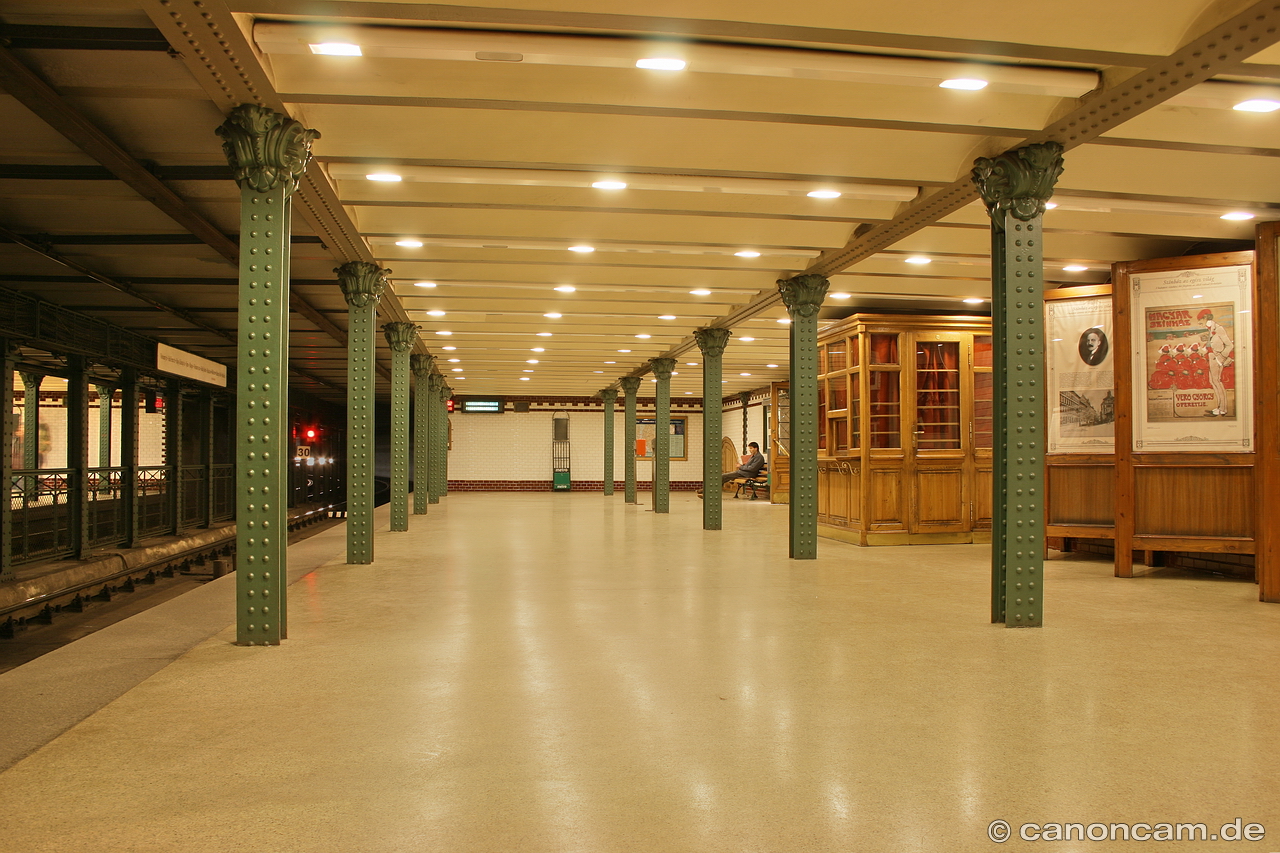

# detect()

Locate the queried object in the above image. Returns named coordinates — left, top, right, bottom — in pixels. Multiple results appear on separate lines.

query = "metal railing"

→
left=179, top=465, right=208, bottom=529
left=86, top=466, right=127, bottom=547
left=10, top=469, right=75, bottom=563
left=137, top=466, right=170, bottom=539
left=211, top=464, right=235, bottom=522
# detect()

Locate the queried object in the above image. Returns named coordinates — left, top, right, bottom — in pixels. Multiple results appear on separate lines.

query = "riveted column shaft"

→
left=780, top=274, right=828, bottom=560
left=384, top=322, right=419, bottom=531
left=600, top=389, right=617, bottom=495
left=20, top=373, right=39, bottom=494
left=96, top=385, right=112, bottom=469
left=411, top=354, right=434, bottom=514
left=973, top=141, right=1063, bottom=628
left=427, top=374, right=447, bottom=503
left=651, top=358, right=676, bottom=513
left=695, top=328, right=732, bottom=530
left=620, top=376, right=641, bottom=504
left=217, top=104, right=318, bottom=644
left=337, top=261, right=387, bottom=564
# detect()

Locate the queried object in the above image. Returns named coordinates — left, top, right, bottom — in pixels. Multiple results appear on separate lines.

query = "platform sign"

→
left=156, top=343, right=227, bottom=387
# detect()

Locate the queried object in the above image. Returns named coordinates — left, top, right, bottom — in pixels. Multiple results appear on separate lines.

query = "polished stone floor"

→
left=1, top=492, right=1278, bottom=852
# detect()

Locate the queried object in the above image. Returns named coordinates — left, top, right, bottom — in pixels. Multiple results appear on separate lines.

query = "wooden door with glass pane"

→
left=971, top=335, right=994, bottom=531
left=908, top=333, right=968, bottom=534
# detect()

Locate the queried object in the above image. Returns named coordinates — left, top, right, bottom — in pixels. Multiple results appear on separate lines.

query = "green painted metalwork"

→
left=441, top=384, right=452, bottom=496
left=167, top=381, right=182, bottom=536
left=218, top=103, right=318, bottom=645
left=202, top=391, right=215, bottom=528
left=599, top=388, right=617, bottom=495
left=651, top=357, right=676, bottom=513
left=337, top=261, right=387, bottom=564
left=121, top=369, right=139, bottom=548
left=68, top=358, right=90, bottom=559
left=779, top=273, right=829, bottom=560
left=20, top=372, right=39, bottom=473
left=383, top=322, right=419, bottom=531
left=0, top=340, right=10, bottom=580
left=427, top=374, right=447, bottom=503
left=973, top=141, right=1063, bottom=629
left=619, top=376, right=641, bottom=504
left=695, top=328, right=731, bottom=530
left=96, top=384, right=112, bottom=469
left=411, top=354, right=434, bottom=514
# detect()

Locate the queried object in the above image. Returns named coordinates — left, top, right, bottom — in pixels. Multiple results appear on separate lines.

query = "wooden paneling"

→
left=913, top=466, right=965, bottom=530
left=1047, top=463, right=1116, bottom=525
left=1133, top=465, right=1254, bottom=538
left=1254, top=221, right=1279, bottom=601
left=868, top=467, right=903, bottom=528
left=972, top=463, right=992, bottom=529
left=827, top=463, right=852, bottom=525
left=772, top=455, right=790, bottom=504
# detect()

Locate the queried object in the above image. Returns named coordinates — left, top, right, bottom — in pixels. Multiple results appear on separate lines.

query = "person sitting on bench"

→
left=699, top=442, right=766, bottom=497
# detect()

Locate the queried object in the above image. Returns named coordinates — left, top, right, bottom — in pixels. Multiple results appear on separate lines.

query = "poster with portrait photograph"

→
left=1131, top=265, right=1252, bottom=452
left=1048, top=296, right=1115, bottom=452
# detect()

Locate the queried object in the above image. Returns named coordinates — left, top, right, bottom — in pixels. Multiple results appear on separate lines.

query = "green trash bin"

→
left=552, top=411, right=571, bottom=491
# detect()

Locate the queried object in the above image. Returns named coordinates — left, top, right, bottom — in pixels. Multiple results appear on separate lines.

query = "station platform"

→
left=0, top=492, right=1277, bottom=852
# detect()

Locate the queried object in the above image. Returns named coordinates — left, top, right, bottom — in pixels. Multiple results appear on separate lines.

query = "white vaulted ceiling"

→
left=0, top=0, right=1276, bottom=401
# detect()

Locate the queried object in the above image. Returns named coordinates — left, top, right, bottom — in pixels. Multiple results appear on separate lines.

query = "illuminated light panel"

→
left=685, top=362, right=698, bottom=366
left=604, top=361, right=616, bottom=364
left=531, top=347, right=545, bottom=352
left=963, top=298, right=985, bottom=304
left=636, top=57, right=686, bottom=71
left=767, top=364, right=779, bottom=368
left=523, top=369, right=534, bottom=373
left=520, top=376, right=531, bottom=380
left=554, top=285, right=576, bottom=292
left=395, top=239, right=423, bottom=247
left=829, top=292, right=852, bottom=299
left=426, top=310, right=445, bottom=317
left=435, top=330, right=452, bottom=335
left=365, top=173, right=401, bottom=181
left=451, top=368, right=462, bottom=372
left=904, top=256, right=932, bottom=265
left=1062, top=264, right=1089, bottom=272
left=690, top=289, right=712, bottom=295
left=527, top=359, right=539, bottom=364
left=739, top=336, right=755, bottom=342
left=1221, top=211, right=1255, bottom=221
left=777, top=318, right=791, bottom=323
left=659, top=315, right=676, bottom=320
left=807, top=190, right=841, bottom=199
left=447, top=358, right=460, bottom=363
left=940, top=78, right=988, bottom=90
left=413, top=281, right=436, bottom=288
left=568, top=245, right=595, bottom=253
left=734, top=250, right=761, bottom=258
left=617, top=349, right=632, bottom=353
left=537, top=332, right=553, bottom=337
left=740, top=372, right=752, bottom=376
left=544, top=312, right=562, bottom=318
left=441, top=346, right=456, bottom=351
left=1234, top=99, right=1280, bottom=112
left=310, top=42, right=361, bottom=56
left=636, top=334, right=651, bottom=339
left=592, top=180, right=627, bottom=189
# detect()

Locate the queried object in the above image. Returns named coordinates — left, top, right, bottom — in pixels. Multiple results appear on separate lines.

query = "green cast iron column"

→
left=440, top=384, right=452, bottom=496
left=1, top=340, right=12, bottom=581
left=121, top=370, right=139, bottom=548
left=337, top=261, right=387, bottom=564
left=695, top=328, right=732, bottom=530
left=217, top=104, right=318, bottom=645
left=96, top=384, right=112, bottom=468
left=20, top=372, right=39, bottom=475
left=973, top=141, right=1064, bottom=629
left=383, top=322, right=419, bottom=531
left=779, top=274, right=829, bottom=560
left=426, top=374, right=443, bottom=503
left=651, top=357, right=676, bottom=513
left=600, top=388, right=617, bottom=495
left=68, top=357, right=90, bottom=559
left=620, top=376, right=641, bottom=504
left=411, top=354, right=434, bottom=513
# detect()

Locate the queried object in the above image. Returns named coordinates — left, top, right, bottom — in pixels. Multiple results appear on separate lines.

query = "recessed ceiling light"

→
left=734, top=250, right=761, bottom=258
left=618, top=349, right=631, bottom=353
left=309, top=42, right=361, bottom=56
left=739, top=336, right=755, bottom=342
left=426, top=310, right=445, bottom=317
left=1221, top=211, right=1255, bottom=221
left=940, top=78, right=988, bottom=90
left=659, top=315, right=677, bottom=320
left=531, top=347, right=545, bottom=353
left=650, top=379, right=657, bottom=383
left=396, top=239, right=423, bottom=248
left=447, top=358, right=460, bottom=363
left=592, top=180, right=627, bottom=189
left=1045, top=201, right=1058, bottom=209
left=1234, top=99, right=1280, bottom=112
left=441, top=346, right=456, bottom=351
left=672, top=372, right=679, bottom=376
left=455, top=376, right=464, bottom=380
left=905, top=256, right=932, bottom=265
left=1062, top=264, right=1089, bottom=272
left=523, top=369, right=534, bottom=373
left=740, top=372, right=752, bottom=376
left=413, top=281, right=436, bottom=288
left=520, top=376, right=531, bottom=381
left=527, top=359, right=539, bottom=364
left=685, top=391, right=693, bottom=394
left=767, top=364, right=779, bottom=368
left=544, top=312, right=562, bottom=318
left=830, top=292, right=852, bottom=299
left=685, top=362, right=698, bottom=366
left=568, top=245, right=595, bottom=253
left=604, top=361, right=616, bottom=364
left=365, top=173, right=402, bottom=182
left=436, top=330, right=452, bottom=336
left=636, top=334, right=651, bottom=339
left=777, top=317, right=791, bottom=323
left=451, top=368, right=462, bottom=372
left=963, top=298, right=986, bottom=304
left=636, top=57, right=686, bottom=71
left=537, top=332, right=553, bottom=337
left=807, top=190, right=841, bottom=199
left=554, top=285, right=576, bottom=292
left=690, top=289, right=712, bottom=295
left=595, top=371, right=604, bottom=373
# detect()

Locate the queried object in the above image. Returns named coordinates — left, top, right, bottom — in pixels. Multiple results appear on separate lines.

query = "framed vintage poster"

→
left=1047, top=295, right=1115, bottom=452
left=635, top=416, right=687, bottom=460
left=1130, top=264, right=1252, bottom=452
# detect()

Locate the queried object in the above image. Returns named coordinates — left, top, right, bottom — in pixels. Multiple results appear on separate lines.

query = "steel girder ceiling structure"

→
left=0, top=0, right=1277, bottom=403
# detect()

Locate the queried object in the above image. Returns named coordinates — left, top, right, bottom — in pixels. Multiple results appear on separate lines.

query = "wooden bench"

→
left=731, top=468, right=768, bottom=500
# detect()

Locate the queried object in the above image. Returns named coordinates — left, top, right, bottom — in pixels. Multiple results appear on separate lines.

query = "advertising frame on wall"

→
left=634, top=415, right=687, bottom=460
left=1047, top=295, right=1115, bottom=453
left=1130, top=264, right=1253, bottom=452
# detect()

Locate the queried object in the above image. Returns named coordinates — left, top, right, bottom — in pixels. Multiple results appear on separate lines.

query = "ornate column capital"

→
left=427, top=372, right=446, bottom=394
left=619, top=376, right=642, bottom=395
left=410, top=353, right=435, bottom=378
left=693, top=327, right=732, bottom=358
left=336, top=261, right=388, bottom=308
left=972, top=141, right=1065, bottom=224
left=739, top=391, right=751, bottom=405
left=599, top=388, right=618, bottom=403
left=382, top=321, right=420, bottom=353
left=215, top=104, right=319, bottom=197
left=650, top=357, right=676, bottom=380
left=778, top=273, right=830, bottom=319
left=437, top=382, right=453, bottom=402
